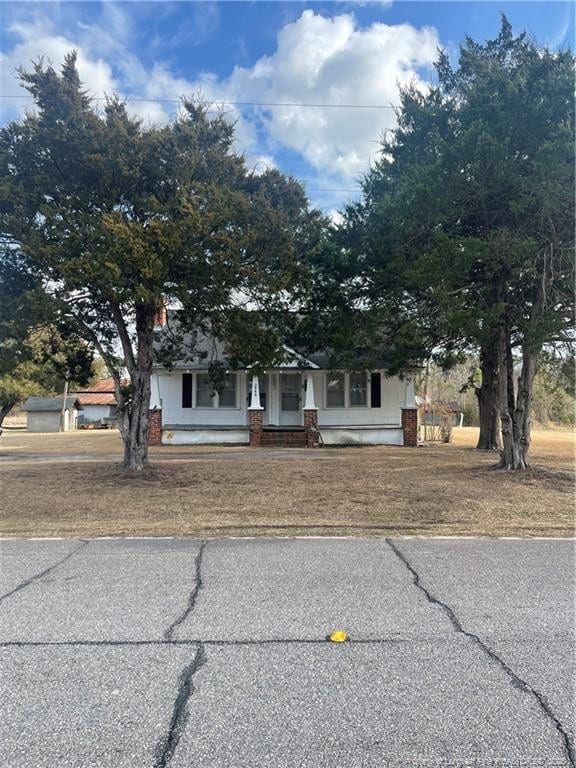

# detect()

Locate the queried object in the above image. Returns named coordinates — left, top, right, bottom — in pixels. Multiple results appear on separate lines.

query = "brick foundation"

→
left=260, top=429, right=306, bottom=447
left=148, top=408, right=162, bottom=446
left=401, top=407, right=418, bottom=447
left=303, top=408, right=319, bottom=448
left=249, top=409, right=263, bottom=447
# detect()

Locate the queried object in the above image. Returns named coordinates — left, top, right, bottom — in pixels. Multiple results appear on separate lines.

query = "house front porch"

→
left=150, top=367, right=419, bottom=447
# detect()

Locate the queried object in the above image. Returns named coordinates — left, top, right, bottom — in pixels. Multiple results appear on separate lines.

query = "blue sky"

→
left=1, top=1, right=573, bottom=215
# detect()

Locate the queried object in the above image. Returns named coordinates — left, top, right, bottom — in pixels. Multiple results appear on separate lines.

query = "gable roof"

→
left=22, top=396, right=82, bottom=412
left=153, top=313, right=395, bottom=371
left=75, top=392, right=117, bottom=406
left=81, top=379, right=116, bottom=393
left=153, top=319, right=320, bottom=371
left=72, top=378, right=124, bottom=406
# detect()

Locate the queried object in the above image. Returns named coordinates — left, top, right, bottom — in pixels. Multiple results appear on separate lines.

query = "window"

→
left=196, top=374, right=214, bottom=407
left=196, top=373, right=237, bottom=408
left=349, top=372, right=368, bottom=407
left=326, top=373, right=345, bottom=408
left=218, top=374, right=237, bottom=408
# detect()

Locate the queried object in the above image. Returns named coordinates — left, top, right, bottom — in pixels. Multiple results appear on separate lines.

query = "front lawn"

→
left=0, top=427, right=572, bottom=538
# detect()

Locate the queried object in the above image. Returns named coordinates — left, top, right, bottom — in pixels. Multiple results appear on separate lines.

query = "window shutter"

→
left=182, top=374, right=193, bottom=408
left=370, top=373, right=381, bottom=408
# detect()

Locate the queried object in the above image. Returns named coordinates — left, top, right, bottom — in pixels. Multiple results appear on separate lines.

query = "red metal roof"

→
left=72, top=378, right=127, bottom=406
left=76, top=392, right=117, bottom=406
left=83, top=378, right=116, bottom=393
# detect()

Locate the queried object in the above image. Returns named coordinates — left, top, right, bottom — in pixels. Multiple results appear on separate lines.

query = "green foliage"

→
left=0, top=52, right=322, bottom=465
left=0, top=244, right=94, bottom=422
left=0, top=54, right=321, bottom=364
left=0, top=363, right=39, bottom=419
left=0, top=329, right=94, bottom=424
left=316, top=18, right=574, bottom=375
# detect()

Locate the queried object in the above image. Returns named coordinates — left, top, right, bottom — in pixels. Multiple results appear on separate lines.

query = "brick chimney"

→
left=153, top=303, right=167, bottom=328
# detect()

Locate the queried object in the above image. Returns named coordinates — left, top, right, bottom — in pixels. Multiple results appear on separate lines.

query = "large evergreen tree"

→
left=328, top=18, right=574, bottom=467
left=0, top=53, right=322, bottom=469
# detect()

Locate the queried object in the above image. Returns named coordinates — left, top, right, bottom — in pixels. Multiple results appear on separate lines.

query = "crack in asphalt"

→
left=385, top=537, right=575, bottom=768
left=154, top=541, right=208, bottom=767
left=3, top=537, right=573, bottom=766
left=164, top=540, right=206, bottom=641
left=153, top=643, right=206, bottom=768
left=0, top=540, right=89, bottom=605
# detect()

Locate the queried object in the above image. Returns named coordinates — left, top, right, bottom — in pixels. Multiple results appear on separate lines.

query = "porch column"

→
left=402, top=376, right=419, bottom=447
left=303, top=373, right=319, bottom=448
left=248, top=374, right=264, bottom=447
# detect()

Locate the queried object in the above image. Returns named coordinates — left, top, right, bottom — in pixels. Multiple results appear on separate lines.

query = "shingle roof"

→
left=153, top=312, right=391, bottom=371
left=22, top=396, right=82, bottom=412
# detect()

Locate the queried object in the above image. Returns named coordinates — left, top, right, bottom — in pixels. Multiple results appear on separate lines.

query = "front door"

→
left=279, top=373, right=302, bottom=426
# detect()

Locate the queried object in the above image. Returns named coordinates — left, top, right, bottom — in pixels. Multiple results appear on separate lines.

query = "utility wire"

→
left=1, top=93, right=366, bottom=195
left=0, top=93, right=399, bottom=109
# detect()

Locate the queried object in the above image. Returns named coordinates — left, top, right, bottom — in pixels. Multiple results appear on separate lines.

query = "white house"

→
left=149, top=319, right=419, bottom=448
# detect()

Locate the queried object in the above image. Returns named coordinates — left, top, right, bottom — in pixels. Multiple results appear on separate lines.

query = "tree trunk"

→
left=511, top=349, right=538, bottom=469
left=0, top=400, right=16, bottom=429
left=476, top=344, right=500, bottom=450
left=496, top=325, right=539, bottom=470
left=496, top=266, right=545, bottom=470
left=120, top=376, right=152, bottom=472
left=497, top=318, right=520, bottom=469
left=114, top=304, right=156, bottom=472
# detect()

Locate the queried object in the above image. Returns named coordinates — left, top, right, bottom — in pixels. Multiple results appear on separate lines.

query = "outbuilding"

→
left=21, top=396, right=82, bottom=433
left=73, top=379, right=120, bottom=426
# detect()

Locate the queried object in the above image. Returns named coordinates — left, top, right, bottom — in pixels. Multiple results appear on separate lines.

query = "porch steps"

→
left=260, top=428, right=307, bottom=447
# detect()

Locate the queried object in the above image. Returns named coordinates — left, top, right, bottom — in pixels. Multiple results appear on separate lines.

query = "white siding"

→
left=154, top=371, right=248, bottom=427
left=310, top=371, right=405, bottom=427
left=80, top=405, right=112, bottom=423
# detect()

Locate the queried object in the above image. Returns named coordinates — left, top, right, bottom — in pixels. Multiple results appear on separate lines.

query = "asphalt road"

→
left=0, top=537, right=574, bottom=768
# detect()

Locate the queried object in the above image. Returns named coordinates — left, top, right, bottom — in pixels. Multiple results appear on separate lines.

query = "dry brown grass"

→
left=0, top=427, right=573, bottom=538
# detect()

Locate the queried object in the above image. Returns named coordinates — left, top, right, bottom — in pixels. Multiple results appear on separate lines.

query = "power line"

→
left=0, top=91, right=366, bottom=195
left=305, top=188, right=360, bottom=193
left=0, top=93, right=399, bottom=109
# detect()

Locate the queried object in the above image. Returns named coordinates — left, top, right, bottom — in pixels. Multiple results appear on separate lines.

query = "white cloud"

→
left=221, top=10, right=439, bottom=179
left=248, top=154, right=277, bottom=175
left=1, top=8, right=439, bottom=186
left=328, top=208, right=345, bottom=226
left=0, top=16, right=118, bottom=120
